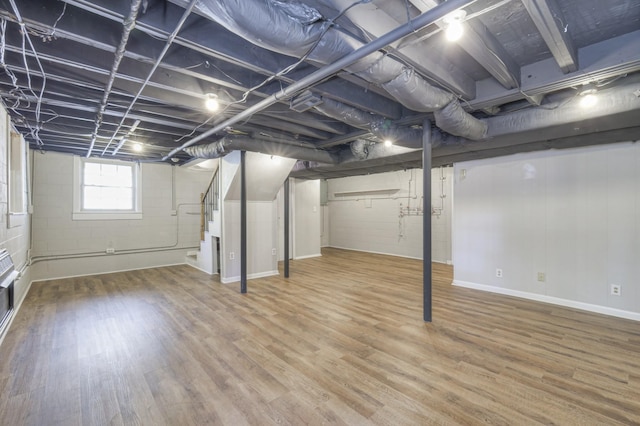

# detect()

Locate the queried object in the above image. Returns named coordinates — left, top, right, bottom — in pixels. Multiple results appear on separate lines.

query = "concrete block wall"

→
left=30, top=151, right=211, bottom=280
left=326, top=168, right=453, bottom=263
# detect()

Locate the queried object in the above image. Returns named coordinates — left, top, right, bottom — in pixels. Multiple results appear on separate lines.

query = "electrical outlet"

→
left=272, top=248, right=277, bottom=256
left=610, top=284, right=621, bottom=296
left=537, top=272, right=546, bottom=282
left=496, top=268, right=503, bottom=278
left=106, top=248, right=115, bottom=254
left=229, top=252, right=235, bottom=260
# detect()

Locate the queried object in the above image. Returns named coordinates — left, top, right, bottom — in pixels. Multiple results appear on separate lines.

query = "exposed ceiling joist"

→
left=521, top=0, right=578, bottom=73
left=0, top=0, right=637, bottom=177
left=409, top=0, right=520, bottom=89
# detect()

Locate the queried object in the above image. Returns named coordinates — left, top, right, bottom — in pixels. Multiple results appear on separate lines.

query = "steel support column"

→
left=240, top=150, right=247, bottom=293
left=284, top=177, right=290, bottom=278
left=423, top=120, right=432, bottom=322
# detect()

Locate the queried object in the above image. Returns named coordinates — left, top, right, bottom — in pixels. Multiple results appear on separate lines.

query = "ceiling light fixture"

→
left=579, top=84, right=598, bottom=108
left=205, top=93, right=219, bottom=112
left=384, top=139, right=393, bottom=147
left=443, top=10, right=466, bottom=42
left=132, top=142, right=143, bottom=152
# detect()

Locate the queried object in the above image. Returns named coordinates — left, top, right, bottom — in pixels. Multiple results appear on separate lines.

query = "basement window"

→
left=8, top=131, right=28, bottom=228
left=73, top=157, right=142, bottom=220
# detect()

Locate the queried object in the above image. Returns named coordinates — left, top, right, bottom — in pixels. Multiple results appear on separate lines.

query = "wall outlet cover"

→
left=496, top=268, right=503, bottom=278
left=610, top=284, right=621, bottom=296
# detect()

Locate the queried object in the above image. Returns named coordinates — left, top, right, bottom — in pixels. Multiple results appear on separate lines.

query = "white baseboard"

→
left=453, top=280, right=640, bottom=322
left=30, top=262, right=189, bottom=283
left=185, top=262, right=218, bottom=276
left=293, top=253, right=322, bottom=260
left=221, top=270, right=279, bottom=284
left=326, top=245, right=450, bottom=264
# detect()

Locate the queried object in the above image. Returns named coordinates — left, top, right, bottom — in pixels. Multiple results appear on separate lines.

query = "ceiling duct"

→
left=190, top=0, right=487, bottom=140
left=183, top=135, right=339, bottom=164
left=314, top=97, right=424, bottom=148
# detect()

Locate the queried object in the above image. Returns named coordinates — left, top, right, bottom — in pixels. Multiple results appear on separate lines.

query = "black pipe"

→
left=423, top=120, right=432, bottom=322
left=284, top=177, right=290, bottom=278
left=240, top=150, right=247, bottom=293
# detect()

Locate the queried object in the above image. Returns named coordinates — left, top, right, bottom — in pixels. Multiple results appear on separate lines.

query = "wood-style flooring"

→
left=1, top=248, right=639, bottom=425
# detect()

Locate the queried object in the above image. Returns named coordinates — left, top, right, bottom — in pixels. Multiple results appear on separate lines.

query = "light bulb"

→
left=443, top=10, right=466, bottom=42
left=205, top=93, right=219, bottom=111
left=132, top=143, right=143, bottom=152
left=446, top=20, right=464, bottom=41
left=579, top=93, right=597, bottom=108
left=384, top=139, right=393, bottom=147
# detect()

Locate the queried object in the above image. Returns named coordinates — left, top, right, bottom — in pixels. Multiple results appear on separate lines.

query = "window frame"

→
left=7, top=128, right=29, bottom=228
left=72, top=156, right=142, bottom=220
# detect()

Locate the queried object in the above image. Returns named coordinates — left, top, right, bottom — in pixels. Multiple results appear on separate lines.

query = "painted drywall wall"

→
left=453, top=142, right=640, bottom=320
left=225, top=152, right=296, bottom=201
left=30, top=151, right=211, bottom=280
left=219, top=152, right=281, bottom=283
left=0, top=104, right=31, bottom=343
left=327, top=168, right=453, bottom=262
left=293, top=178, right=321, bottom=259
left=220, top=200, right=278, bottom=283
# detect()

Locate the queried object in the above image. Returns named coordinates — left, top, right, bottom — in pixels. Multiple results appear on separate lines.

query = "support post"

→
left=240, top=150, right=247, bottom=293
left=284, top=177, right=290, bottom=278
left=423, top=120, right=432, bottom=322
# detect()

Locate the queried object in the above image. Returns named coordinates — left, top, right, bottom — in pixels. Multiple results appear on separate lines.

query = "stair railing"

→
left=200, top=168, right=219, bottom=240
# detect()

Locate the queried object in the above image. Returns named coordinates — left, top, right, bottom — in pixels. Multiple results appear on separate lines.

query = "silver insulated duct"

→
left=189, top=0, right=487, bottom=140
left=183, top=135, right=338, bottom=164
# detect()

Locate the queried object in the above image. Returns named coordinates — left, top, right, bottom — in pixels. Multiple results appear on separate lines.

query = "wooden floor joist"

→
left=1, top=248, right=639, bottom=424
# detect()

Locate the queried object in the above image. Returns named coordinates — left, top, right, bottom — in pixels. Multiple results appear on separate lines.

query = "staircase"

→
left=185, top=168, right=220, bottom=274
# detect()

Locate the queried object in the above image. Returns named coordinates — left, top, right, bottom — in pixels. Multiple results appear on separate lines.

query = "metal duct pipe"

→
left=164, top=0, right=476, bottom=161
left=86, top=0, right=143, bottom=157
left=101, top=0, right=199, bottom=156
left=436, top=78, right=640, bottom=157
left=314, top=97, right=426, bottom=148
left=187, top=0, right=485, bottom=140
left=183, top=136, right=339, bottom=164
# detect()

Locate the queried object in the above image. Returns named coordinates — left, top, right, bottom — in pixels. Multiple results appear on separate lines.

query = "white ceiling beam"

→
left=521, top=0, right=578, bottom=73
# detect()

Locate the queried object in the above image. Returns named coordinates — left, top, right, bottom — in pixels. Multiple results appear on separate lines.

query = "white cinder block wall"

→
left=453, top=142, right=640, bottom=320
left=327, top=168, right=453, bottom=263
left=0, top=105, right=31, bottom=343
left=30, top=151, right=211, bottom=280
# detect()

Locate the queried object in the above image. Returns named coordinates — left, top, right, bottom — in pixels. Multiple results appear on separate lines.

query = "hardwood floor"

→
left=1, top=247, right=639, bottom=425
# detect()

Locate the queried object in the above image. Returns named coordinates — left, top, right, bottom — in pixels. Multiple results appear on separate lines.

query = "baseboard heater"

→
left=0, top=249, right=18, bottom=335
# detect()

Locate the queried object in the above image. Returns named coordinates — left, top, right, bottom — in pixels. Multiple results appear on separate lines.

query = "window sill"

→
left=7, top=212, right=27, bottom=228
left=72, top=212, right=143, bottom=221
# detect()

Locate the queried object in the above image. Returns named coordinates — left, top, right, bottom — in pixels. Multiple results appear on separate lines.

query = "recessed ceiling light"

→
left=443, top=10, right=466, bottom=42
left=205, top=93, right=219, bottom=111
left=132, top=142, right=143, bottom=152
